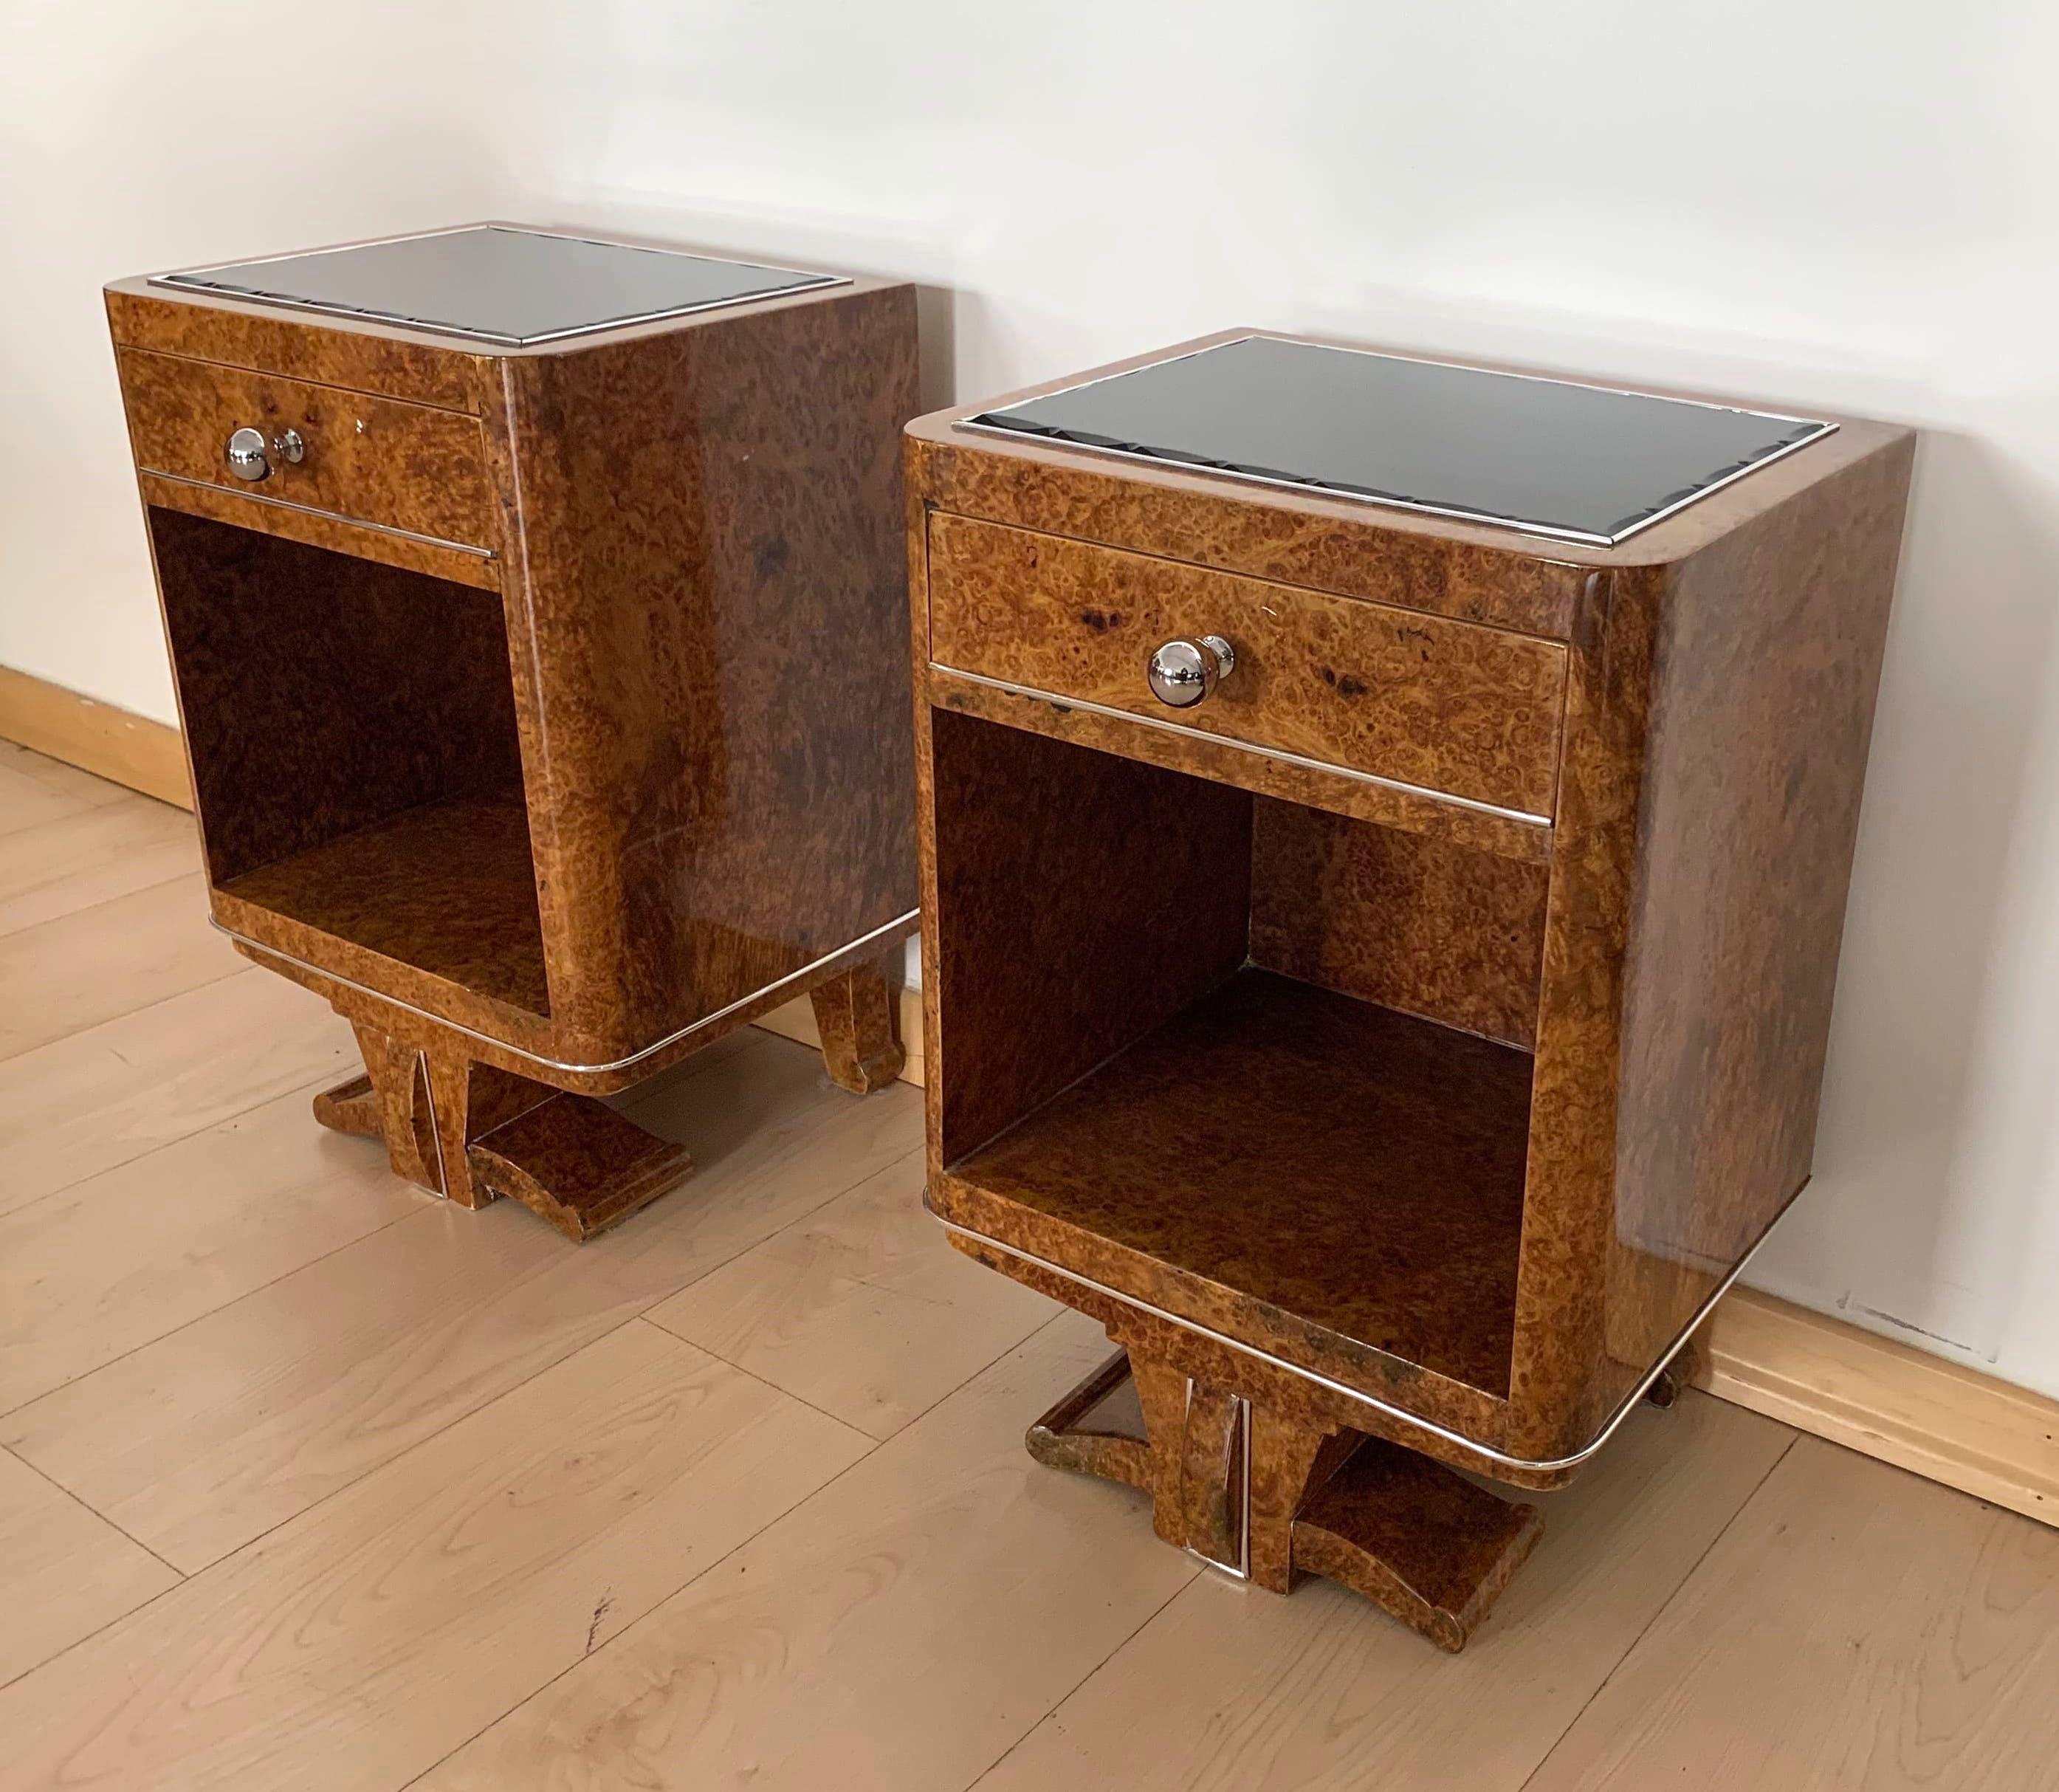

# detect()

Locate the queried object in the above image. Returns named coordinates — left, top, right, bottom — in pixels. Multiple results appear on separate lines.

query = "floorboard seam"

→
left=22, top=1111, right=927, bottom=1573
left=0, top=1443, right=196, bottom=1696
left=1511, top=1426, right=1801, bottom=1792
left=0, top=1150, right=434, bottom=1423
left=963, top=1564, right=1205, bottom=1791
left=388, top=1310, right=1075, bottom=1792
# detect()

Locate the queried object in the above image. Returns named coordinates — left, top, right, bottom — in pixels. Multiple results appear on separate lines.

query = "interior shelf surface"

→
left=953, top=968, right=1533, bottom=1397
left=221, top=790, right=550, bottom=1018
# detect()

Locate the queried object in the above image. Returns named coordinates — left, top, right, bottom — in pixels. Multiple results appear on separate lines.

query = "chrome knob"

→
left=224, top=427, right=270, bottom=481
left=272, top=427, right=306, bottom=465
left=1147, top=635, right=1237, bottom=709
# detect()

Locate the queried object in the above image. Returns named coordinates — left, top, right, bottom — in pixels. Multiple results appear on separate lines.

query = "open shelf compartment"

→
left=928, top=707, right=1550, bottom=1406
left=151, top=507, right=549, bottom=1020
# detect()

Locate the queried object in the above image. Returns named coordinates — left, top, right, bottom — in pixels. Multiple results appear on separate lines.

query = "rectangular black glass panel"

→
left=153, top=226, right=845, bottom=346
left=967, top=337, right=1834, bottom=545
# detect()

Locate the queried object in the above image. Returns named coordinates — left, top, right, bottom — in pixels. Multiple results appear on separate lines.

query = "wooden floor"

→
left=1, top=741, right=2055, bottom=1792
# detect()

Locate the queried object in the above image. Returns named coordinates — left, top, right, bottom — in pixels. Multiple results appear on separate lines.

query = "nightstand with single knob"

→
left=905, top=330, right=1913, bottom=1648
left=108, top=224, right=920, bottom=1241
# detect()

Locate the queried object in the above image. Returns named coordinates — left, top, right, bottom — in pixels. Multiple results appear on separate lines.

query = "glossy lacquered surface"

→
left=110, top=225, right=920, bottom=1236
left=156, top=224, right=843, bottom=345
left=910, top=326, right=1912, bottom=1639
left=970, top=334, right=1833, bottom=546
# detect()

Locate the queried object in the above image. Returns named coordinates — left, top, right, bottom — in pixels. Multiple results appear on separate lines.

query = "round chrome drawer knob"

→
left=224, top=427, right=270, bottom=481
left=272, top=427, right=306, bottom=465
left=1147, top=635, right=1237, bottom=709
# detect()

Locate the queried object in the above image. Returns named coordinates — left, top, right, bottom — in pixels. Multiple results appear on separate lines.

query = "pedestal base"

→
left=1029, top=1346, right=1542, bottom=1652
left=314, top=1022, right=694, bottom=1242
left=309, top=957, right=904, bottom=1243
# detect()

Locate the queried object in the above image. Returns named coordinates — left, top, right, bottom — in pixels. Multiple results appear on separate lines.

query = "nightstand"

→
left=109, top=224, right=919, bottom=1241
left=905, top=331, right=1911, bottom=1647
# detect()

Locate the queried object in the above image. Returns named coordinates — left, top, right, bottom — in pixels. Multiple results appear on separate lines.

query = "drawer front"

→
left=118, top=349, right=492, bottom=548
left=927, top=512, right=1567, bottom=817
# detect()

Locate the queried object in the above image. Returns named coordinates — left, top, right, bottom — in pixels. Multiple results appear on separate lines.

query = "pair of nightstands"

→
left=109, top=227, right=1909, bottom=1645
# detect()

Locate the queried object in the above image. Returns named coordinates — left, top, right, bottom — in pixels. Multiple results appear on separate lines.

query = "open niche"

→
left=928, top=707, right=1548, bottom=1404
left=151, top=507, right=549, bottom=1020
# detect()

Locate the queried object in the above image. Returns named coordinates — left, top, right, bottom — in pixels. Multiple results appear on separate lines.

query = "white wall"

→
left=9, top=1, right=2059, bottom=1395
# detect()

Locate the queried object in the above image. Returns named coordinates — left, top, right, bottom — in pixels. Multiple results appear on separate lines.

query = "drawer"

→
left=926, top=512, right=1567, bottom=817
left=117, top=349, right=493, bottom=549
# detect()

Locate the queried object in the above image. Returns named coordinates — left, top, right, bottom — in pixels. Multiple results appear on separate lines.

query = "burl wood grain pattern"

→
left=1248, top=796, right=1547, bottom=1048
left=924, top=667, right=1553, bottom=864
left=927, top=511, right=1567, bottom=814
left=1510, top=436, right=1919, bottom=1455
left=135, top=472, right=498, bottom=591
left=1028, top=1345, right=1538, bottom=1649
left=119, top=349, right=492, bottom=546
left=314, top=1018, right=692, bottom=1240
left=941, top=969, right=1532, bottom=1427
left=1291, top=1438, right=1543, bottom=1651
left=921, top=707, right=1251, bottom=1167
left=149, top=509, right=526, bottom=890
left=487, top=282, right=921, bottom=1068
left=107, top=280, right=488, bottom=411
left=807, top=958, right=906, bottom=1094
left=909, top=328, right=1911, bottom=1633
left=111, top=233, right=923, bottom=1240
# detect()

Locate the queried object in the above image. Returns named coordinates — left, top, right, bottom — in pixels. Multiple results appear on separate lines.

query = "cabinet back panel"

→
left=1249, top=798, right=1547, bottom=1049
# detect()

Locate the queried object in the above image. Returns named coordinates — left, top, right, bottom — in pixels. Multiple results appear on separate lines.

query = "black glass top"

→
left=966, top=337, right=1834, bottom=546
left=152, top=226, right=845, bottom=346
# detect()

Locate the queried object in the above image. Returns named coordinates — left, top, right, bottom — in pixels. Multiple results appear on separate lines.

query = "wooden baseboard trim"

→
left=754, top=984, right=925, bottom=1089
left=0, top=665, right=190, bottom=809
left=1701, top=1285, right=2058, bottom=1527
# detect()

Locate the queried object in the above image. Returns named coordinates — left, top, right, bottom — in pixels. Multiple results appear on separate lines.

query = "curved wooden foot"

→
left=311, top=1072, right=382, bottom=1139
left=1025, top=1344, right=1540, bottom=1650
left=1645, top=1322, right=1709, bottom=1410
left=808, top=957, right=905, bottom=1094
left=316, top=1020, right=692, bottom=1241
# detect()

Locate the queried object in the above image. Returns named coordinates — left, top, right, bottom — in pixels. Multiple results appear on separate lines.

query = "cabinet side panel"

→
left=1600, top=435, right=1914, bottom=1415
left=925, top=706, right=1253, bottom=1166
left=501, top=286, right=921, bottom=1062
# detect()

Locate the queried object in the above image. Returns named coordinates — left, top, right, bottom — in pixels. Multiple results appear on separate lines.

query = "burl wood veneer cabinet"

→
left=108, top=225, right=918, bottom=1241
left=907, top=332, right=1912, bottom=1648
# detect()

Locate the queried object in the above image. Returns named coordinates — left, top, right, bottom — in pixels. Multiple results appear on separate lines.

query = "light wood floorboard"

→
left=972, top=1394, right=1795, bottom=1792
left=411, top=1311, right=1200, bottom=1792
left=0, top=873, right=238, bottom=1062
left=646, top=1146, right=1056, bottom=1438
left=0, top=1444, right=181, bottom=1691
left=0, top=968, right=357, bottom=1216
left=0, top=1079, right=424, bottom=1415
left=0, top=1320, right=870, bottom=1791
left=1525, top=1435, right=2059, bottom=1791
left=4, top=1034, right=918, bottom=1572
left=0, top=795, right=199, bottom=938
left=3, top=747, right=2056, bottom=1791
left=0, top=738, right=132, bottom=836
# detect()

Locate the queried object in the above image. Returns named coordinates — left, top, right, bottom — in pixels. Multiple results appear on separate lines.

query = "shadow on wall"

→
left=1751, top=428, right=2059, bottom=1371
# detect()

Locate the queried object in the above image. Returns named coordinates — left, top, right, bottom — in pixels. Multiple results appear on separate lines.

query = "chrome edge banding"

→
left=213, top=907, right=921, bottom=1077
left=137, top=470, right=498, bottom=560
left=929, top=1204, right=1771, bottom=1477
left=150, top=223, right=850, bottom=347
left=957, top=332, right=1838, bottom=549
left=930, top=663, right=1554, bottom=830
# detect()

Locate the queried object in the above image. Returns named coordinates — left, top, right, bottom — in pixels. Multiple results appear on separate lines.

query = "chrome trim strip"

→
left=213, top=907, right=921, bottom=1077
left=138, top=470, right=498, bottom=560
left=958, top=332, right=1838, bottom=549
left=930, top=1206, right=1771, bottom=1477
left=930, top=663, right=1555, bottom=831
left=151, top=223, right=849, bottom=347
